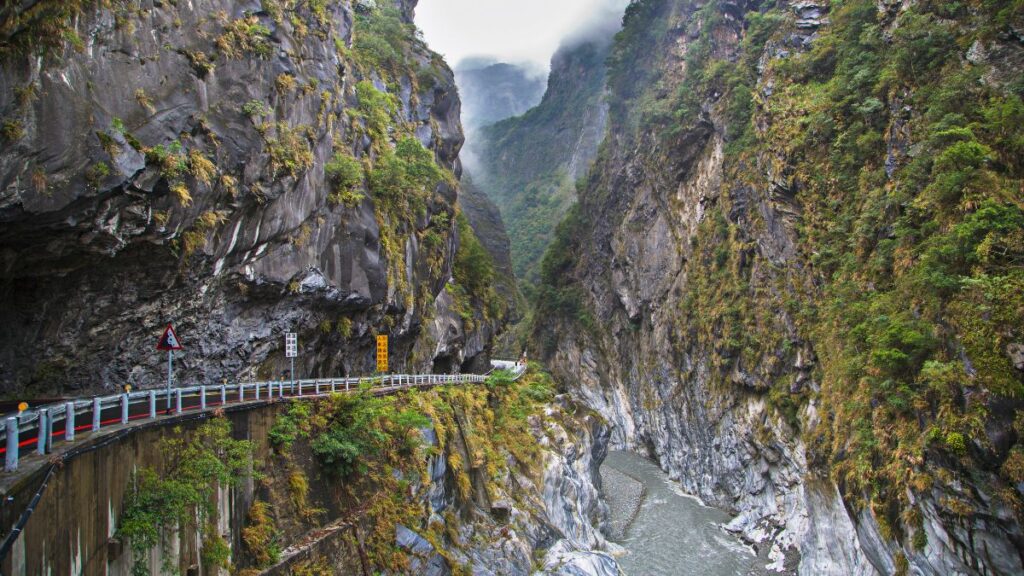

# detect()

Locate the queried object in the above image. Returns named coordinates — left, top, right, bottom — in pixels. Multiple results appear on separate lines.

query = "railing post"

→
left=65, top=402, right=76, bottom=442
left=38, top=409, right=49, bottom=455
left=5, top=417, right=18, bottom=472
left=240, top=384, right=246, bottom=403
left=92, top=398, right=101, bottom=432
left=220, top=385, right=227, bottom=406
left=176, top=389, right=183, bottom=414
left=298, top=380, right=303, bottom=397
left=200, top=386, right=207, bottom=411
left=345, top=379, right=350, bottom=392
left=254, top=382, right=260, bottom=401
left=315, top=381, right=320, bottom=395
left=149, top=390, right=157, bottom=419
left=279, top=381, right=284, bottom=397
left=331, top=380, right=336, bottom=393
left=121, top=394, right=129, bottom=425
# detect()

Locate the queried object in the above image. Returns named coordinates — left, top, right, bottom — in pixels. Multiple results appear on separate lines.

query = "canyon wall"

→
left=0, top=0, right=505, bottom=396
left=535, top=0, right=1024, bottom=573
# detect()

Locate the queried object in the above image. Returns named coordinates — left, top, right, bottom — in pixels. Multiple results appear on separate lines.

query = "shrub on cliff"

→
left=118, top=418, right=253, bottom=575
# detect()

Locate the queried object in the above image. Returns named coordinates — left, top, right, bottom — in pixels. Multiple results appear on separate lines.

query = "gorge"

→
left=0, top=0, right=1023, bottom=574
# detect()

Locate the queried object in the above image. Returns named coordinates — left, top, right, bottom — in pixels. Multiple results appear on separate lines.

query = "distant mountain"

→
left=454, top=60, right=546, bottom=132
left=474, top=38, right=611, bottom=294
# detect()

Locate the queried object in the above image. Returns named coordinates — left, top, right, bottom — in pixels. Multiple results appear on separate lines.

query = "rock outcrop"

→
left=535, top=0, right=1024, bottom=574
left=0, top=0, right=503, bottom=395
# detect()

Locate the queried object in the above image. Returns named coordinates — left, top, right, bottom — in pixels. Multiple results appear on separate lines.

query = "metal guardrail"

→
left=1, top=362, right=527, bottom=473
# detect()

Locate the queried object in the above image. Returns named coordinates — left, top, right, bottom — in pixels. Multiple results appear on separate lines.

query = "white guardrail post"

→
left=121, top=394, right=129, bottom=425
left=240, top=383, right=246, bottom=402
left=65, top=401, right=76, bottom=442
left=4, top=417, right=18, bottom=471
left=175, top=389, right=183, bottom=414
left=37, top=409, right=49, bottom=455
left=220, top=385, right=227, bottom=406
left=149, top=390, right=157, bottom=419
left=92, top=398, right=101, bottom=432
left=200, top=386, right=207, bottom=411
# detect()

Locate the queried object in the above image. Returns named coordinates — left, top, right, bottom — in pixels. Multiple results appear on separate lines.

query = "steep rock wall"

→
left=535, top=0, right=1024, bottom=574
left=0, top=0, right=497, bottom=395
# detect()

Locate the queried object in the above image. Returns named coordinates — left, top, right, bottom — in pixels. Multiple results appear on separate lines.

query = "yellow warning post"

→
left=376, top=335, right=388, bottom=373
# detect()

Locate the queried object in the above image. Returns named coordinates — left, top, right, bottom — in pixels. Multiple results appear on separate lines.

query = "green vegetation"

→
left=351, top=3, right=414, bottom=74
left=242, top=99, right=271, bottom=119
left=145, top=140, right=189, bottom=179
left=241, top=500, right=281, bottom=568
left=0, top=0, right=91, bottom=60
left=1, top=119, right=24, bottom=142
left=118, top=418, right=253, bottom=576
left=216, top=16, right=273, bottom=59
left=266, top=123, right=314, bottom=178
left=325, top=149, right=365, bottom=207
left=85, top=161, right=110, bottom=188
left=534, top=204, right=596, bottom=351
left=477, top=41, right=608, bottom=293
left=262, top=364, right=557, bottom=572
left=536, top=0, right=1024, bottom=550
left=275, top=73, right=297, bottom=93
left=452, top=212, right=503, bottom=321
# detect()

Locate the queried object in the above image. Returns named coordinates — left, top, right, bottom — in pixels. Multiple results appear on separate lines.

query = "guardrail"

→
left=1, top=362, right=527, bottom=473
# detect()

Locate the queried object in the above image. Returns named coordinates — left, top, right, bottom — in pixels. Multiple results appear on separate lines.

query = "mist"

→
left=416, top=0, right=630, bottom=72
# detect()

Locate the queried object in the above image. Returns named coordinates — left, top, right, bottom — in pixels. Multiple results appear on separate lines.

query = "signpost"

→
left=156, top=324, right=183, bottom=411
left=376, top=335, right=388, bottom=373
left=285, top=332, right=297, bottom=390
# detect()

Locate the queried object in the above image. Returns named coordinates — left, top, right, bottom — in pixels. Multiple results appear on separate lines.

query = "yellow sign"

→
left=17, top=402, right=28, bottom=413
left=376, top=335, right=388, bottom=373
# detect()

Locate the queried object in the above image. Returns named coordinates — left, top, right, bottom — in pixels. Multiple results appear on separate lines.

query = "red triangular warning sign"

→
left=156, top=324, right=184, bottom=351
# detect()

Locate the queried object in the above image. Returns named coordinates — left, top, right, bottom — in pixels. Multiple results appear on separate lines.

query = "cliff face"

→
left=476, top=36, right=610, bottom=291
left=0, top=0, right=501, bottom=394
left=2, top=370, right=618, bottom=575
left=536, top=0, right=1024, bottom=574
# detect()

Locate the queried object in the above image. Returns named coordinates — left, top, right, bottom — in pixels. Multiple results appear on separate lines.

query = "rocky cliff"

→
left=0, top=0, right=503, bottom=395
left=4, top=368, right=619, bottom=575
left=535, top=0, right=1024, bottom=574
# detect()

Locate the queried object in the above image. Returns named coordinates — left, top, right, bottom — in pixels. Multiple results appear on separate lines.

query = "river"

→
left=600, top=450, right=769, bottom=575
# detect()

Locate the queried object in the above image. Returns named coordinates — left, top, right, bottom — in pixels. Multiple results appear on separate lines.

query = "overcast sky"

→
left=416, top=0, right=627, bottom=71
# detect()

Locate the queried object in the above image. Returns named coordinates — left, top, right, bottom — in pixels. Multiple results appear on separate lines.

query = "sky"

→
left=416, top=0, right=627, bottom=71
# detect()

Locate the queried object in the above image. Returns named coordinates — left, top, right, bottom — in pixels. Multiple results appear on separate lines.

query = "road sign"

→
left=285, top=333, right=298, bottom=358
left=156, top=324, right=183, bottom=351
left=157, top=324, right=183, bottom=411
left=376, top=335, right=388, bottom=373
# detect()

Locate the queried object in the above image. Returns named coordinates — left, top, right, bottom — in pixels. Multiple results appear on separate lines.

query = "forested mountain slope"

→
left=476, top=36, right=611, bottom=293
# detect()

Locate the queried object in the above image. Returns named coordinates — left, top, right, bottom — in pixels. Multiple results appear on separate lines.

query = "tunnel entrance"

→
left=432, top=355, right=454, bottom=374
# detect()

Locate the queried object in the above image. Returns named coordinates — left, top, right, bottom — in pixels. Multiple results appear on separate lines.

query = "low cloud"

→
left=416, top=0, right=629, bottom=72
